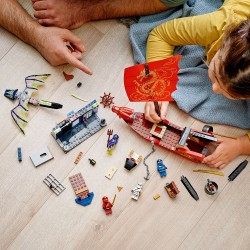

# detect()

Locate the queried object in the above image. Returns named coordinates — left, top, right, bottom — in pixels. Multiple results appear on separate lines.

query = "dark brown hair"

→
left=219, top=19, right=250, bottom=98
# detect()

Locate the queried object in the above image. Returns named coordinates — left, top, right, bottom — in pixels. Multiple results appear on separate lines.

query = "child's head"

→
left=208, top=19, right=250, bottom=99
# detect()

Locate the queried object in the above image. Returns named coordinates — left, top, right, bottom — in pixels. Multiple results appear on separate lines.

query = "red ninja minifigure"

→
left=102, top=196, right=113, bottom=215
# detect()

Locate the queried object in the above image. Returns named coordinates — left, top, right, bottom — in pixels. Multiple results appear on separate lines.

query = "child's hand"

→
left=144, top=101, right=169, bottom=123
left=202, top=137, right=242, bottom=169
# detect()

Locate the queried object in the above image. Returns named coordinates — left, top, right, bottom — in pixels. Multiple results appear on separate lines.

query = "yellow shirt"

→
left=146, top=0, right=250, bottom=63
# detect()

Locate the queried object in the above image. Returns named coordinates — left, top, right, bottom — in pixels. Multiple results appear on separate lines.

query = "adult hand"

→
left=144, top=101, right=169, bottom=123
left=202, top=137, right=241, bottom=169
left=33, top=26, right=92, bottom=75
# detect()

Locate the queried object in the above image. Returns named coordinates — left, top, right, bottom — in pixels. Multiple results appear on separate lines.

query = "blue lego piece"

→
left=107, top=134, right=119, bottom=155
left=4, top=89, right=18, bottom=100
left=157, top=159, right=167, bottom=177
left=75, top=192, right=94, bottom=206
left=17, top=147, right=22, bottom=162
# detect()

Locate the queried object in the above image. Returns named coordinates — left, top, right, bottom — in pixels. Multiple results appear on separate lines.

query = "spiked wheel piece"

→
left=100, top=92, right=114, bottom=108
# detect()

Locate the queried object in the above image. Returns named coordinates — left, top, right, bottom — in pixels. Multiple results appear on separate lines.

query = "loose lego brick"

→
left=228, top=160, right=248, bottom=181
left=165, top=181, right=179, bottom=198
left=75, top=192, right=94, bottom=206
left=125, top=150, right=143, bottom=171
left=107, top=129, right=113, bottom=147
left=153, top=194, right=160, bottom=200
left=193, top=169, right=224, bottom=176
left=100, top=92, right=114, bottom=108
left=105, top=167, right=117, bottom=180
left=71, top=94, right=88, bottom=102
left=69, top=173, right=89, bottom=199
left=88, top=158, right=96, bottom=166
left=128, top=150, right=143, bottom=165
left=74, top=152, right=83, bottom=164
left=77, top=82, right=82, bottom=88
left=181, top=176, right=199, bottom=201
left=43, top=174, right=65, bottom=195
left=63, top=71, right=74, bottom=81
left=17, top=147, right=22, bottom=162
left=30, top=147, right=54, bottom=167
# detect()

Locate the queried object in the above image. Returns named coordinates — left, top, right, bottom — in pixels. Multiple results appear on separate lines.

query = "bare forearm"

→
left=0, top=0, right=41, bottom=47
left=239, top=135, right=250, bottom=155
left=83, top=0, right=169, bottom=22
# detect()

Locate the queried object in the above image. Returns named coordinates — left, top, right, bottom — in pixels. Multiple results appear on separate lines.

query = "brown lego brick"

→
left=165, top=181, right=179, bottom=198
left=74, top=152, right=83, bottom=164
left=69, top=173, right=89, bottom=199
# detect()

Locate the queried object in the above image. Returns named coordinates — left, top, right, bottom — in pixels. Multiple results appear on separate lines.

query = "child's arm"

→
left=144, top=101, right=169, bottom=123
left=144, top=3, right=228, bottom=122
left=146, top=4, right=227, bottom=62
left=202, top=134, right=250, bottom=169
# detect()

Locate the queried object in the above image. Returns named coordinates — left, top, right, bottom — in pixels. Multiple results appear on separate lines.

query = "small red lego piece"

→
left=100, top=92, right=114, bottom=108
left=63, top=71, right=74, bottom=81
left=107, top=129, right=113, bottom=147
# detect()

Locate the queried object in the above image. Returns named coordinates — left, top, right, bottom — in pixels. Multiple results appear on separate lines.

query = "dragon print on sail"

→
left=124, top=55, right=182, bottom=102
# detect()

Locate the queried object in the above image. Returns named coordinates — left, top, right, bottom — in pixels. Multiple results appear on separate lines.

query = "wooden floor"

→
left=1, top=2, right=250, bottom=250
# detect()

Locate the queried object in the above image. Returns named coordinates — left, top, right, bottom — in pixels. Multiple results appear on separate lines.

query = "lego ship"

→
left=112, top=106, right=217, bottom=163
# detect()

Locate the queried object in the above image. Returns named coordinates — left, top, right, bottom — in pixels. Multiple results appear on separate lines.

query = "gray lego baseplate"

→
left=51, top=100, right=106, bottom=153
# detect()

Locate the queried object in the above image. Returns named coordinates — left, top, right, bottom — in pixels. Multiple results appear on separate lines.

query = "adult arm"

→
left=32, top=0, right=174, bottom=29
left=0, top=0, right=40, bottom=46
left=0, top=0, right=92, bottom=74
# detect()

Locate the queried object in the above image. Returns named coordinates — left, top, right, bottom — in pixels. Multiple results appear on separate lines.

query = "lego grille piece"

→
left=43, top=174, right=65, bottom=195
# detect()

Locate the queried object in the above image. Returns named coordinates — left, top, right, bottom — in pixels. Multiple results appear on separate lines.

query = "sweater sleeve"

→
left=160, top=0, right=187, bottom=7
left=146, top=9, right=227, bottom=62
